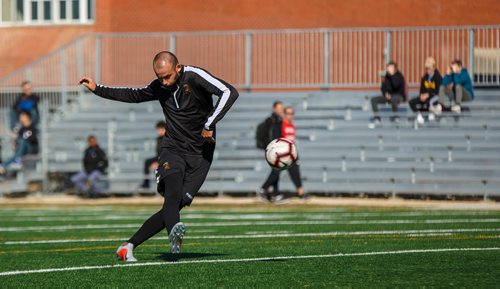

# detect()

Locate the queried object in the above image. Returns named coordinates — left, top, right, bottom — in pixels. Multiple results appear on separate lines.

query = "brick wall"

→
left=0, top=0, right=499, bottom=78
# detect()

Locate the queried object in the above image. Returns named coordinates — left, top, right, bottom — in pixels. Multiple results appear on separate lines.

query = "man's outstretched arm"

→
left=79, top=77, right=158, bottom=103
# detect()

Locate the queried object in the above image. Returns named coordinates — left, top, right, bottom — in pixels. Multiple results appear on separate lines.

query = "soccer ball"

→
left=265, top=138, right=298, bottom=170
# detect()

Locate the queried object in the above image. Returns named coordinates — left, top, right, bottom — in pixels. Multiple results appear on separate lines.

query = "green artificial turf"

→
left=0, top=205, right=499, bottom=288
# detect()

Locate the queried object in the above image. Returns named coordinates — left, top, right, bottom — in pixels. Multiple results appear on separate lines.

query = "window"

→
left=59, top=0, right=65, bottom=19
left=71, top=0, right=77, bottom=19
left=43, top=0, right=50, bottom=20
left=30, top=0, right=37, bottom=20
left=0, top=0, right=95, bottom=26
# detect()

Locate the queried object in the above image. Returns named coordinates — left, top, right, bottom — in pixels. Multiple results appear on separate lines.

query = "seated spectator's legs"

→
left=87, top=170, right=103, bottom=194
left=1, top=138, right=31, bottom=168
left=455, top=84, right=471, bottom=105
left=371, top=96, right=387, bottom=117
left=30, top=108, right=39, bottom=126
left=71, top=171, right=89, bottom=193
left=9, top=110, right=19, bottom=131
left=429, top=95, right=439, bottom=107
left=409, top=97, right=420, bottom=112
left=390, top=94, right=402, bottom=114
left=142, top=157, right=157, bottom=188
left=438, top=86, right=453, bottom=107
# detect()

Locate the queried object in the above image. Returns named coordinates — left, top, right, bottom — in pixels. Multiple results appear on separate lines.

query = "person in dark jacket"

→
left=257, top=101, right=284, bottom=202
left=10, top=81, right=39, bottom=131
left=140, top=121, right=167, bottom=189
left=370, top=61, right=405, bottom=125
left=409, top=57, right=442, bottom=124
left=79, top=51, right=238, bottom=260
left=71, top=135, right=108, bottom=196
left=0, top=111, right=38, bottom=174
left=434, top=59, right=474, bottom=114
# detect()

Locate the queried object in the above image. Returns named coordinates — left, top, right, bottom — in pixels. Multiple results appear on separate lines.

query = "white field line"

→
left=3, top=228, right=500, bottom=245
left=0, top=247, right=499, bottom=277
left=3, top=211, right=498, bottom=222
left=1, top=219, right=499, bottom=232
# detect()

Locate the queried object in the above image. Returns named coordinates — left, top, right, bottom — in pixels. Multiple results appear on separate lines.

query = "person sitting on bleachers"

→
left=370, top=61, right=406, bottom=126
left=409, top=57, right=442, bottom=124
left=10, top=81, right=39, bottom=131
left=140, top=121, right=166, bottom=189
left=431, top=59, right=474, bottom=115
left=71, top=135, right=108, bottom=197
left=0, top=111, right=39, bottom=175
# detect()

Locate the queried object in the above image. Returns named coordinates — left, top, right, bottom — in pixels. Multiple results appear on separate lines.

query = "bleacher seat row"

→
left=2, top=89, right=499, bottom=198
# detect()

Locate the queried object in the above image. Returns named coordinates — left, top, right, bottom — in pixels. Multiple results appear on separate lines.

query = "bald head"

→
left=153, top=51, right=178, bottom=69
left=153, top=51, right=182, bottom=87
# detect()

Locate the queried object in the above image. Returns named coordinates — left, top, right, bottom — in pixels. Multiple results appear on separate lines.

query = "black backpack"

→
left=255, top=117, right=272, bottom=150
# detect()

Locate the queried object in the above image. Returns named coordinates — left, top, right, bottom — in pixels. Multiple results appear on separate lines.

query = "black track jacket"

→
left=92, top=65, right=239, bottom=155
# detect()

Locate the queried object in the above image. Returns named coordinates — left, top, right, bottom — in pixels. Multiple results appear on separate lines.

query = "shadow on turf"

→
left=155, top=252, right=227, bottom=262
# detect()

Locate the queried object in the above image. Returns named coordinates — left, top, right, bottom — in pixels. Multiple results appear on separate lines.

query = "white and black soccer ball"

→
left=265, top=138, right=298, bottom=170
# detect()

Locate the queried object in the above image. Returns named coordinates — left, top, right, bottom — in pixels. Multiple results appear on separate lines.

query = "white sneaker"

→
left=428, top=113, right=436, bottom=122
left=430, top=104, right=442, bottom=115
left=169, top=222, right=185, bottom=254
left=451, top=104, right=461, bottom=114
left=416, top=113, right=425, bottom=124
left=116, top=242, right=137, bottom=262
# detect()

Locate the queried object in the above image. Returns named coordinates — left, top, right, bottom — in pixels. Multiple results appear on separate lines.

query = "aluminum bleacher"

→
left=5, top=88, right=489, bottom=199
left=1, top=88, right=499, bottom=198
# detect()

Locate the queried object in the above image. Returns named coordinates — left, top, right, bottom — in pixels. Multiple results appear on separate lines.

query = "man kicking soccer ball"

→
left=79, top=51, right=239, bottom=261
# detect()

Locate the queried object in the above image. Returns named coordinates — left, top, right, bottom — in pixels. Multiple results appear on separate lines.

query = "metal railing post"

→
left=107, top=120, right=116, bottom=178
left=95, top=35, right=102, bottom=83
left=468, top=28, right=475, bottom=84
left=245, top=32, right=252, bottom=91
left=385, top=30, right=392, bottom=64
left=323, top=31, right=331, bottom=90
left=60, top=50, right=68, bottom=113
left=41, top=101, right=49, bottom=193
left=169, top=34, right=176, bottom=54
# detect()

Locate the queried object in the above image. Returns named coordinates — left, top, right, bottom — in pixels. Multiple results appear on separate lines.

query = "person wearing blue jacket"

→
left=436, top=59, right=474, bottom=114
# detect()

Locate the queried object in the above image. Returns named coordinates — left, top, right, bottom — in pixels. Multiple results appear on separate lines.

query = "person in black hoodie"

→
left=0, top=111, right=38, bottom=174
left=140, top=121, right=167, bottom=189
left=409, top=57, right=442, bottom=124
left=370, top=61, right=405, bottom=125
left=257, top=101, right=284, bottom=202
left=71, top=135, right=108, bottom=196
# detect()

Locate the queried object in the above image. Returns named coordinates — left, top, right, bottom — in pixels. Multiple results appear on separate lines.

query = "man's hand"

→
left=150, top=162, right=159, bottom=170
left=78, top=77, right=97, bottom=92
left=201, top=128, right=215, bottom=143
left=385, top=92, right=391, bottom=100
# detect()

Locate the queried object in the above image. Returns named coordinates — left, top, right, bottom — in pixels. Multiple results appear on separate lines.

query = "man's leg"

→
left=71, top=171, right=89, bottom=193
left=390, top=94, right=402, bottom=113
left=179, top=153, right=213, bottom=209
left=287, top=162, right=304, bottom=196
left=371, top=96, right=387, bottom=118
left=454, top=85, right=472, bottom=104
left=438, top=86, right=453, bottom=107
left=1, top=139, right=29, bottom=168
left=127, top=154, right=185, bottom=249
left=87, top=170, right=103, bottom=194
left=262, top=169, right=281, bottom=197
left=127, top=211, right=165, bottom=248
